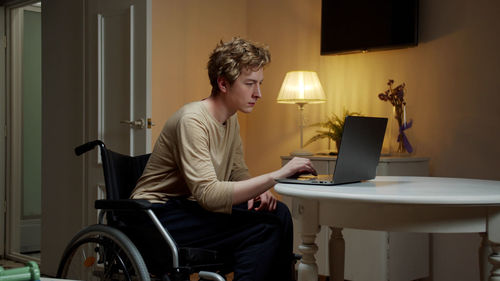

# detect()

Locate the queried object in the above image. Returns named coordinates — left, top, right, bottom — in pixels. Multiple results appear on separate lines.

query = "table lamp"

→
left=277, top=71, right=326, bottom=156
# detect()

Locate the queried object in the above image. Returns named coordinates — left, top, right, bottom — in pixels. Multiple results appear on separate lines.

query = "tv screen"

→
left=321, top=0, right=419, bottom=55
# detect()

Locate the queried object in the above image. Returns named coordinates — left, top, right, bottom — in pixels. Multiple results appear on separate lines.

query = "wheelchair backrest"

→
left=75, top=140, right=151, bottom=200
left=100, top=148, right=151, bottom=200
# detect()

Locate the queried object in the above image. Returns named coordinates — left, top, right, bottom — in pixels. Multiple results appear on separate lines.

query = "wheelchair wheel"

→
left=57, top=224, right=150, bottom=281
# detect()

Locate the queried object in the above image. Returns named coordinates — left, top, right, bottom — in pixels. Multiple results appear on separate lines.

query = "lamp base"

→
left=290, top=149, right=313, bottom=157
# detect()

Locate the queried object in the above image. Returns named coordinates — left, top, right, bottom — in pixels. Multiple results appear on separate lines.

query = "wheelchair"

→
left=56, top=140, right=229, bottom=281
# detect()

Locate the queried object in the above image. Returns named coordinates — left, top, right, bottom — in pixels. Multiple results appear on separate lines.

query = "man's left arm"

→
left=229, top=134, right=251, bottom=181
left=229, top=135, right=277, bottom=212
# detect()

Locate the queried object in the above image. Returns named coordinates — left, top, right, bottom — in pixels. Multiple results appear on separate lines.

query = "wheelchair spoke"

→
left=114, top=251, right=132, bottom=280
left=102, top=243, right=133, bottom=281
left=57, top=225, right=150, bottom=281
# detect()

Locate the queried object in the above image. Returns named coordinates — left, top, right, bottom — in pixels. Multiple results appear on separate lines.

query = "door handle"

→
left=120, top=118, right=145, bottom=129
left=147, top=118, right=155, bottom=129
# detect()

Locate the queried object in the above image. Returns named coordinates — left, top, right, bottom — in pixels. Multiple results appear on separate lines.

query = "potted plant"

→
left=304, top=109, right=361, bottom=153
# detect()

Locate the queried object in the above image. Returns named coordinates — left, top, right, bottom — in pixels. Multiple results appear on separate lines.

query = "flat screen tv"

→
left=321, top=0, right=419, bottom=55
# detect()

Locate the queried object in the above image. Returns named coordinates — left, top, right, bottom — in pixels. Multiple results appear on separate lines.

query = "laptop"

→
left=276, top=116, right=388, bottom=186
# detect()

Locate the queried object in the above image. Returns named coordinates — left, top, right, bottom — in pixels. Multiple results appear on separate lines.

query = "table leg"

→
left=487, top=207, right=500, bottom=281
left=296, top=199, right=320, bottom=281
left=479, top=233, right=491, bottom=281
left=298, top=233, right=319, bottom=281
left=329, top=227, right=345, bottom=281
left=488, top=243, right=500, bottom=281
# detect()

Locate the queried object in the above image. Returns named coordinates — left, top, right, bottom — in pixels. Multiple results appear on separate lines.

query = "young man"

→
left=131, top=37, right=316, bottom=281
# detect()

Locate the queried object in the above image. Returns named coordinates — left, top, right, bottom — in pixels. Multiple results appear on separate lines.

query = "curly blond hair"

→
left=207, top=37, right=271, bottom=96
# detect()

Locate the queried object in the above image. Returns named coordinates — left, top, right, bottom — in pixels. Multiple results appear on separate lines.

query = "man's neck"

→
left=204, top=97, right=236, bottom=124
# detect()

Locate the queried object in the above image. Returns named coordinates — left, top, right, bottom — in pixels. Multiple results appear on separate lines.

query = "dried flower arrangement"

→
left=378, top=79, right=413, bottom=153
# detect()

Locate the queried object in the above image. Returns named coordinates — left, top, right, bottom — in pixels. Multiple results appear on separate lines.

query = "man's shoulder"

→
left=167, top=101, right=211, bottom=132
left=182, top=100, right=204, bottom=111
left=170, top=101, right=206, bottom=122
left=180, top=101, right=209, bottom=121
left=175, top=101, right=202, bottom=115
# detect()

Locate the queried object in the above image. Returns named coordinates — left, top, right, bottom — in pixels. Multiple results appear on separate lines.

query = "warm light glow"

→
left=277, top=71, right=327, bottom=156
left=277, top=71, right=327, bottom=104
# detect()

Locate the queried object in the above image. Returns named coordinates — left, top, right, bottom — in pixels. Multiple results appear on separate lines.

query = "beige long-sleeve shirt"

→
left=130, top=101, right=251, bottom=214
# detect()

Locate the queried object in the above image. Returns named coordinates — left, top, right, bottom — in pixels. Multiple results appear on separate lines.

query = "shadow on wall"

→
left=418, top=0, right=466, bottom=43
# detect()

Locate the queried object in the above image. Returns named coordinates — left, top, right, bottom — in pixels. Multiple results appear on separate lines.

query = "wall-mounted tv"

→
left=321, top=0, right=419, bottom=55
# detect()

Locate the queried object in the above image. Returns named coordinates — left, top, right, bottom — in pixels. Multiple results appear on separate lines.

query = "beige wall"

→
left=245, top=2, right=498, bottom=279
left=153, top=0, right=500, bottom=181
left=244, top=0, right=500, bottom=180
left=152, top=1, right=500, bottom=280
left=151, top=0, right=248, bottom=143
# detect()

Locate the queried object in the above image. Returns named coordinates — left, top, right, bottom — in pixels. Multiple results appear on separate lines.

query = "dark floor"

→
left=0, top=258, right=26, bottom=269
left=1, top=258, right=332, bottom=281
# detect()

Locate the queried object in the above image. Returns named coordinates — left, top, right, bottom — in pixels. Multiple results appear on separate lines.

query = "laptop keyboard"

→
left=298, top=174, right=333, bottom=183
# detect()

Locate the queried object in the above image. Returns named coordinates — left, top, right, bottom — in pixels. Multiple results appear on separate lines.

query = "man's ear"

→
left=217, top=77, right=229, bottom=93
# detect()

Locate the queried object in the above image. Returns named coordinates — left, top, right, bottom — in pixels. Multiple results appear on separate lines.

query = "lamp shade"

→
left=277, top=71, right=327, bottom=104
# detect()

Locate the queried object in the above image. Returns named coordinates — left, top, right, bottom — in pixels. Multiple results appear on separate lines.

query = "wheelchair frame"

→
left=56, top=140, right=226, bottom=281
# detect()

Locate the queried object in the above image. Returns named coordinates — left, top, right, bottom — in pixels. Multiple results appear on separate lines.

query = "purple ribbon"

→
left=399, top=120, right=413, bottom=153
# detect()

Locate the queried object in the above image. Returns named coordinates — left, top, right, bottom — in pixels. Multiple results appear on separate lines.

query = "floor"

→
left=0, top=258, right=26, bottom=269
left=0, top=251, right=40, bottom=270
left=0, top=258, right=234, bottom=280
left=1, top=258, right=325, bottom=280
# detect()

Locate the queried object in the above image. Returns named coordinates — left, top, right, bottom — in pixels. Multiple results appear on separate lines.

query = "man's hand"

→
left=247, top=190, right=277, bottom=212
left=233, top=157, right=316, bottom=207
left=271, top=157, right=317, bottom=180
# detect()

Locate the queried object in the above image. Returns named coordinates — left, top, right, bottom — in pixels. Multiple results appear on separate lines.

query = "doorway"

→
left=3, top=0, right=42, bottom=263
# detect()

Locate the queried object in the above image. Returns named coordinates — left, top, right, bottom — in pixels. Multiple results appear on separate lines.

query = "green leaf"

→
left=305, top=109, right=362, bottom=147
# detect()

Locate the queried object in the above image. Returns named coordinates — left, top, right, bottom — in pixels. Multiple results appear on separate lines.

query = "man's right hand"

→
left=272, top=157, right=317, bottom=180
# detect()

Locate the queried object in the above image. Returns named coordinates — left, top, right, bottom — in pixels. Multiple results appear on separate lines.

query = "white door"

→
left=90, top=0, right=152, bottom=156
left=85, top=0, right=152, bottom=222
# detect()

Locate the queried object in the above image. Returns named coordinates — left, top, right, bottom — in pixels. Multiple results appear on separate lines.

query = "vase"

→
left=389, top=106, right=414, bottom=155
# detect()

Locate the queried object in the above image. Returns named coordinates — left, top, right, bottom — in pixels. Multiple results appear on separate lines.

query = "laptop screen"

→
left=332, top=116, right=387, bottom=184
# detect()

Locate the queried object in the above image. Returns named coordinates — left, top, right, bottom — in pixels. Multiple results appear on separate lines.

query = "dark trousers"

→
left=152, top=198, right=294, bottom=281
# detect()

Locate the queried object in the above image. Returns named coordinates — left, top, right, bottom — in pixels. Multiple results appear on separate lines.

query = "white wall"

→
left=41, top=0, right=86, bottom=275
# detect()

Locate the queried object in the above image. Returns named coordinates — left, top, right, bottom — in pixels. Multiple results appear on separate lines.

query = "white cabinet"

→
left=280, top=156, right=430, bottom=281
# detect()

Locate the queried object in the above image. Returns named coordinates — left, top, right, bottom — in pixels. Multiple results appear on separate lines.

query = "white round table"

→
left=275, top=176, right=500, bottom=281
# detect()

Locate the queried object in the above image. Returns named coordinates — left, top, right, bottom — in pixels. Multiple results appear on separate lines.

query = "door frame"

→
left=6, top=2, right=23, bottom=261
left=0, top=5, right=6, bottom=258
left=1, top=0, right=42, bottom=262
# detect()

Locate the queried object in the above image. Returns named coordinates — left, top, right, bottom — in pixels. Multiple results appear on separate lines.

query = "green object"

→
left=305, top=109, right=361, bottom=150
left=0, top=261, right=40, bottom=281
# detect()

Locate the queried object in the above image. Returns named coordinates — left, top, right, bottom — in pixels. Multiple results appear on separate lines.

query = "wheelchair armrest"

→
left=95, top=199, right=153, bottom=210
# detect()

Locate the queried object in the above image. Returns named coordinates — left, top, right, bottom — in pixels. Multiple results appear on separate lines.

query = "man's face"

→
left=222, top=68, right=264, bottom=114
